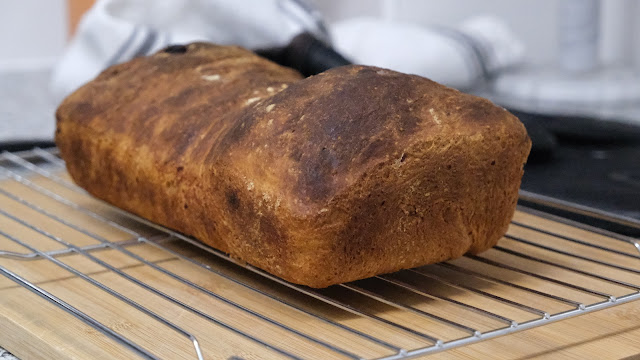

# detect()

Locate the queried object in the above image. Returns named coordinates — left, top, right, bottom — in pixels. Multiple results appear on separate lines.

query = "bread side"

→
left=56, top=43, right=531, bottom=288
left=56, top=43, right=303, bottom=255
left=216, top=66, right=530, bottom=286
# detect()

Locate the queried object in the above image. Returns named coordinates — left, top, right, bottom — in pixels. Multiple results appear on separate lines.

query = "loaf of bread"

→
left=56, top=43, right=531, bottom=288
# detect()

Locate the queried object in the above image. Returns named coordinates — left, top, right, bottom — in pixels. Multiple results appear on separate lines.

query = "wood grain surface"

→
left=1, top=163, right=639, bottom=359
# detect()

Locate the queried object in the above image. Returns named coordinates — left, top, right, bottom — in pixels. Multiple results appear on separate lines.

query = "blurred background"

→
left=1, top=0, right=639, bottom=225
left=3, top=0, right=640, bottom=69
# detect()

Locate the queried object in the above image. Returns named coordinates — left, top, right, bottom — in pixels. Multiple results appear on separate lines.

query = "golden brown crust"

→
left=56, top=42, right=531, bottom=288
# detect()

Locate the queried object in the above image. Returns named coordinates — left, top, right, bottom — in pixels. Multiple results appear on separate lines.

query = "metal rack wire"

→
left=0, top=147, right=639, bottom=359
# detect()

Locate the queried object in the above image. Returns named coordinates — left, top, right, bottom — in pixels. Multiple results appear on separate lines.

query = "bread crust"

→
left=56, top=43, right=531, bottom=288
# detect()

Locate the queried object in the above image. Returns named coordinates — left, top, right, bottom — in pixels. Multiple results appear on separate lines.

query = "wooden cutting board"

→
left=1, top=162, right=640, bottom=359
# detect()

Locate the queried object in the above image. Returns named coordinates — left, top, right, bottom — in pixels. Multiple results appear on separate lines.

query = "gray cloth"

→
left=0, top=347, right=19, bottom=360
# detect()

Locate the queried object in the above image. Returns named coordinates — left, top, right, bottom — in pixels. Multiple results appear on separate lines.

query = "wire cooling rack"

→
left=0, top=147, right=639, bottom=359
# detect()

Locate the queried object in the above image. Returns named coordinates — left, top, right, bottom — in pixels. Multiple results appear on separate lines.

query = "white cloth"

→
left=50, top=0, right=323, bottom=102
left=331, top=16, right=524, bottom=90
left=50, top=1, right=524, bottom=102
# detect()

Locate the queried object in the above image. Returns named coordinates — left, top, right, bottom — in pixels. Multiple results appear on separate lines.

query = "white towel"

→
left=331, top=16, right=525, bottom=90
left=50, top=0, right=524, bottom=103
left=50, top=0, right=324, bottom=103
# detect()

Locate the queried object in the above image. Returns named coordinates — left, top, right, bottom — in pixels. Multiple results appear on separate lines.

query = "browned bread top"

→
left=223, top=65, right=529, bottom=215
left=57, top=43, right=302, bottom=163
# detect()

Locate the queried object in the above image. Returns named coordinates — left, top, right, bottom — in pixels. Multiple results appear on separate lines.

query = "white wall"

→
left=0, top=0, right=67, bottom=69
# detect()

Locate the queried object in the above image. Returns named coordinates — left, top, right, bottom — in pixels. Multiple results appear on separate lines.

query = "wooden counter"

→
left=1, top=157, right=639, bottom=359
